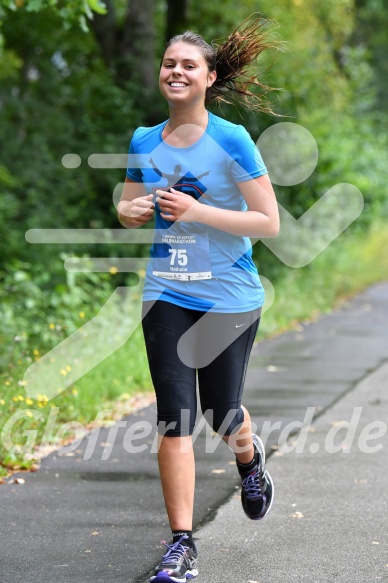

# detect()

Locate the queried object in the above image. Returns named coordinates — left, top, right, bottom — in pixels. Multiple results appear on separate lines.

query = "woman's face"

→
left=159, top=41, right=216, bottom=107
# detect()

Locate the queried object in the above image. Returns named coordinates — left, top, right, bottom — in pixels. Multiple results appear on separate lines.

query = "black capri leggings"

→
left=141, top=300, right=261, bottom=437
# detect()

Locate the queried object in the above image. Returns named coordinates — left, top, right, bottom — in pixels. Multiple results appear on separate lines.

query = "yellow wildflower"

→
left=25, top=398, right=34, bottom=405
left=60, top=368, right=68, bottom=376
left=37, top=394, right=49, bottom=402
left=49, top=323, right=55, bottom=329
left=65, top=365, right=72, bottom=372
left=79, top=311, right=85, bottom=319
left=33, top=349, right=40, bottom=356
left=109, top=266, right=118, bottom=275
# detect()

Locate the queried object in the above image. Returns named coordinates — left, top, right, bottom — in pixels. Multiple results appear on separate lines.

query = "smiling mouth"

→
left=168, top=82, right=188, bottom=88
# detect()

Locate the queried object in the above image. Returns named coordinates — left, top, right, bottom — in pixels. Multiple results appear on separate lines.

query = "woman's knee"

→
left=201, top=405, right=244, bottom=436
left=157, top=408, right=196, bottom=436
left=153, top=377, right=197, bottom=436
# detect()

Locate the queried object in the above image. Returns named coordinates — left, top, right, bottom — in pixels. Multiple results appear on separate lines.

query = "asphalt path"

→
left=1, top=282, right=388, bottom=582
left=197, top=359, right=388, bottom=582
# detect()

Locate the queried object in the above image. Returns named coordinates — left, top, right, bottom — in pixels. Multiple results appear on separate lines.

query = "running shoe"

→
left=150, top=535, right=198, bottom=582
left=239, top=433, right=274, bottom=520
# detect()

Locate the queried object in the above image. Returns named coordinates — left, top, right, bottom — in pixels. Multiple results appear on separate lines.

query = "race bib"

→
left=152, top=232, right=212, bottom=281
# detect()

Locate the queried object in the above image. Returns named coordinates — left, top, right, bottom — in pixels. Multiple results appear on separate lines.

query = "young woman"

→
left=118, top=17, right=280, bottom=583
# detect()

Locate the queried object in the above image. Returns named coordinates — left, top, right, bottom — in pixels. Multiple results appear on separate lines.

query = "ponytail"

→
left=210, top=16, right=284, bottom=114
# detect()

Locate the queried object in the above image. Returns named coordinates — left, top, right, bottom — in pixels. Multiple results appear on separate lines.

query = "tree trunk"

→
left=166, top=0, right=190, bottom=42
left=88, top=0, right=118, bottom=71
left=89, top=0, right=156, bottom=92
left=121, top=0, right=156, bottom=90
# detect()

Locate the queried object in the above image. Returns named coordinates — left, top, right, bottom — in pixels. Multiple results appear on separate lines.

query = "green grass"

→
left=258, top=221, right=388, bottom=338
left=1, top=220, right=387, bottom=476
left=0, top=325, right=153, bottom=476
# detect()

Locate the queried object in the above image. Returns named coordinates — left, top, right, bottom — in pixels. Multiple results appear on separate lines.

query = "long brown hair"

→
left=161, top=15, right=285, bottom=116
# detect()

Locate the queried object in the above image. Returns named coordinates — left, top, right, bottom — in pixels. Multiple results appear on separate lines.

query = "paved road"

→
left=197, top=359, right=388, bottom=583
left=1, top=282, right=388, bottom=583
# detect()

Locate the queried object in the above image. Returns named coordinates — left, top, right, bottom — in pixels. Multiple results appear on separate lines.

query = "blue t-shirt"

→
left=126, top=111, right=268, bottom=313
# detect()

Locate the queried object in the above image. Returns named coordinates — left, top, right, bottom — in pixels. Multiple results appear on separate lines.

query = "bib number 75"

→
left=169, top=248, right=188, bottom=266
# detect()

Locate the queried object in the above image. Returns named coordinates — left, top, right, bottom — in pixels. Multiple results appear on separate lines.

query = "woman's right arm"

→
left=117, top=177, right=155, bottom=229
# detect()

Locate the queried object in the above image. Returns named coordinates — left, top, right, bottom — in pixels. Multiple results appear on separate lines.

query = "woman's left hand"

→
left=155, top=187, right=201, bottom=222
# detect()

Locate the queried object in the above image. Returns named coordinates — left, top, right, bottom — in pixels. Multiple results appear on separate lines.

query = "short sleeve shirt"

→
left=126, top=111, right=268, bottom=313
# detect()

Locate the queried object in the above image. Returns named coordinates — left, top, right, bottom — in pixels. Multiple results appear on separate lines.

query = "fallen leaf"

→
left=372, top=541, right=379, bottom=545
left=290, top=511, right=304, bottom=518
left=14, top=478, right=25, bottom=484
left=211, top=469, right=225, bottom=474
left=91, top=532, right=99, bottom=535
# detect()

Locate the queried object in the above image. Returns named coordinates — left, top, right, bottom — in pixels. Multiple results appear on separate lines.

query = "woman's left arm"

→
left=155, top=173, right=280, bottom=238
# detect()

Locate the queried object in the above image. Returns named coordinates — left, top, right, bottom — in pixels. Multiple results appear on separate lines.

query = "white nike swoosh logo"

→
left=235, top=324, right=245, bottom=328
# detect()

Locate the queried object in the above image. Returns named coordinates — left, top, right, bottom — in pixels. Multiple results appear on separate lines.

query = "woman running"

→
left=118, top=16, right=280, bottom=583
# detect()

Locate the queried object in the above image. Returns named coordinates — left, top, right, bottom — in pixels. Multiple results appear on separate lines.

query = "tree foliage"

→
left=0, top=0, right=387, bottom=279
left=0, top=0, right=107, bottom=33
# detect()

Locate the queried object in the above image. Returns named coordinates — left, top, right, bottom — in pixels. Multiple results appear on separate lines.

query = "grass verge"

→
left=258, top=221, right=388, bottom=338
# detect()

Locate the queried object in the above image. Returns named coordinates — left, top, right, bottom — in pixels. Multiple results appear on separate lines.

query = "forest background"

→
left=0, top=0, right=387, bottom=474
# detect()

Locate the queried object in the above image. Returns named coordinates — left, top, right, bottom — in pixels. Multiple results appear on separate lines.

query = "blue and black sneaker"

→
left=238, top=433, right=274, bottom=521
left=150, top=535, right=198, bottom=582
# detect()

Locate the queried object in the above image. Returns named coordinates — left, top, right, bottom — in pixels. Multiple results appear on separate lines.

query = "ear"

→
left=207, top=70, right=217, bottom=88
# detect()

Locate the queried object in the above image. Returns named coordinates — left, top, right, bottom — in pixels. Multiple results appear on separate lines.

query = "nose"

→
left=171, top=63, right=183, bottom=75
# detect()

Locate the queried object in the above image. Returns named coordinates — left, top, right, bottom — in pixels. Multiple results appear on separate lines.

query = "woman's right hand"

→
left=117, top=194, right=155, bottom=228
